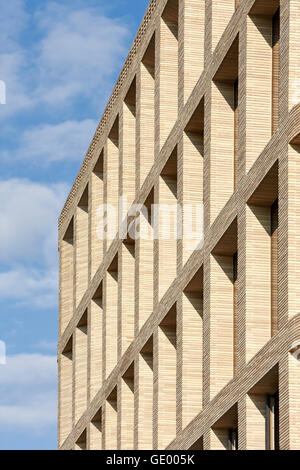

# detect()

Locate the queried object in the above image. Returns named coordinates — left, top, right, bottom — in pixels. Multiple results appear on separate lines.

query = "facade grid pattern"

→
left=58, top=0, right=300, bottom=450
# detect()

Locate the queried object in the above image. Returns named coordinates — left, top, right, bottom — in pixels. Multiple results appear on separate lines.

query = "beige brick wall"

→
left=105, top=132, right=119, bottom=245
left=245, top=205, right=271, bottom=361
left=179, top=0, right=205, bottom=106
left=121, top=100, right=136, bottom=207
left=137, top=348, right=154, bottom=449
left=245, top=394, right=266, bottom=449
left=120, top=373, right=135, bottom=449
left=89, top=418, right=102, bottom=450
left=105, top=270, right=118, bottom=377
left=181, top=292, right=203, bottom=427
left=286, top=144, right=300, bottom=318
left=59, top=349, right=73, bottom=443
left=137, top=60, right=155, bottom=188
left=285, top=354, right=300, bottom=449
left=288, top=0, right=300, bottom=110
left=75, top=205, right=89, bottom=307
left=210, top=255, right=234, bottom=398
left=89, top=298, right=102, bottom=401
left=90, top=168, right=103, bottom=279
left=181, top=132, right=203, bottom=264
left=157, top=175, right=178, bottom=301
left=58, top=0, right=300, bottom=452
left=157, top=16, right=178, bottom=150
left=245, top=15, right=272, bottom=172
left=157, top=320, right=177, bottom=449
left=210, top=428, right=228, bottom=450
left=74, top=323, right=88, bottom=424
left=210, top=81, right=234, bottom=222
left=60, top=239, right=73, bottom=333
left=120, top=243, right=135, bottom=354
left=211, top=0, right=235, bottom=51
left=105, top=396, right=117, bottom=449
left=137, top=212, right=154, bottom=330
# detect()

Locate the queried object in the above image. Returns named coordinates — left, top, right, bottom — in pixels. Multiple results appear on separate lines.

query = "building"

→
left=58, top=0, right=300, bottom=450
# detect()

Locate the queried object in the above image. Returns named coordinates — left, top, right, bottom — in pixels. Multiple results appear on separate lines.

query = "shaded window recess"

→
left=189, top=436, right=203, bottom=450
left=212, top=403, right=238, bottom=450
left=248, top=364, right=279, bottom=450
left=77, top=309, right=88, bottom=333
left=93, top=150, right=104, bottom=179
left=162, top=0, right=178, bottom=30
left=266, top=392, right=279, bottom=450
left=78, top=184, right=89, bottom=212
left=228, top=428, right=238, bottom=450
left=108, top=115, right=119, bottom=148
left=213, top=36, right=239, bottom=190
left=248, top=161, right=279, bottom=336
left=62, top=335, right=73, bottom=359
left=63, top=217, right=74, bottom=244
left=142, top=33, right=155, bottom=76
left=91, top=408, right=102, bottom=435
left=250, top=0, right=280, bottom=133
left=124, top=76, right=136, bottom=117
left=75, top=429, right=86, bottom=450
left=212, top=218, right=238, bottom=374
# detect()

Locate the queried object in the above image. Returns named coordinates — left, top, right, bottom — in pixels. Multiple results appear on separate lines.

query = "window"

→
left=266, top=392, right=279, bottom=450
left=228, top=428, right=238, bottom=450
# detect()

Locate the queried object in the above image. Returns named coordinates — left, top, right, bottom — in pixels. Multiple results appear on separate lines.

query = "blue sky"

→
left=0, top=0, right=149, bottom=450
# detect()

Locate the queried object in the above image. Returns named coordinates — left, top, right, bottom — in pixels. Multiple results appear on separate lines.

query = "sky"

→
left=0, top=0, right=149, bottom=450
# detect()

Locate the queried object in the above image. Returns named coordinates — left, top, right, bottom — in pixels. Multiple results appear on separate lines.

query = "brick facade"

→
left=58, top=0, right=300, bottom=450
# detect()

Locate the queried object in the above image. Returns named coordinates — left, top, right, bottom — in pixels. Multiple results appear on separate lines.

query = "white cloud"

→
left=34, top=7, right=130, bottom=105
left=18, top=119, right=97, bottom=163
left=0, top=51, right=32, bottom=118
left=0, top=354, right=57, bottom=432
left=0, top=1, right=32, bottom=117
left=0, top=0, right=28, bottom=49
left=0, top=397, right=56, bottom=430
left=0, top=179, right=68, bottom=307
left=0, top=353, right=56, bottom=385
left=0, top=266, right=58, bottom=308
left=0, top=1, right=130, bottom=117
left=0, top=179, right=68, bottom=265
left=34, top=340, right=57, bottom=352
